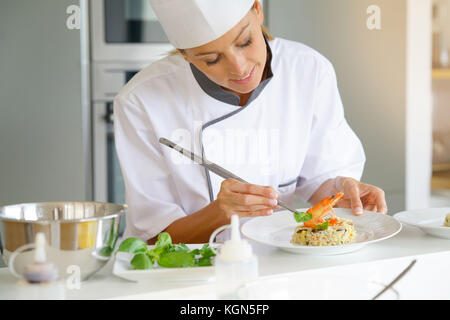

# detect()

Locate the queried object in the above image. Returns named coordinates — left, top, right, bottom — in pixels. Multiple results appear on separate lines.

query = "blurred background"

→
left=0, top=0, right=449, bottom=249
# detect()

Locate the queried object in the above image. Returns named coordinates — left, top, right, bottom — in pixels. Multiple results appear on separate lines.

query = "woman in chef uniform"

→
left=114, top=0, right=388, bottom=244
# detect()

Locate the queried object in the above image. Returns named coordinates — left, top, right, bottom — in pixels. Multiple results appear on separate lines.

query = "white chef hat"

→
left=148, top=0, right=255, bottom=49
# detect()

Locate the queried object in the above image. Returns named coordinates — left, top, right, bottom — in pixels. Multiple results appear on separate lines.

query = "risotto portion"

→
left=291, top=218, right=356, bottom=246
left=444, top=214, right=450, bottom=227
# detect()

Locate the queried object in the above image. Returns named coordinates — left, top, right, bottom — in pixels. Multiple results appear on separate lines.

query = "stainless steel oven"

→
left=92, top=62, right=154, bottom=204
left=90, top=0, right=173, bottom=62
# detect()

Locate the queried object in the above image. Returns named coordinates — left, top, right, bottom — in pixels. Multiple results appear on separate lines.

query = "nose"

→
left=227, top=53, right=248, bottom=77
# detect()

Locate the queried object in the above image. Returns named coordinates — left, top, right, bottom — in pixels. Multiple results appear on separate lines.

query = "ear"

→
left=253, top=0, right=264, bottom=25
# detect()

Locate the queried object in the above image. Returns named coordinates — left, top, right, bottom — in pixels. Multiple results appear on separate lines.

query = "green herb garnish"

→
left=315, top=220, right=330, bottom=230
left=158, top=251, right=195, bottom=268
left=293, top=211, right=313, bottom=223
left=130, top=253, right=153, bottom=270
left=117, top=237, right=148, bottom=254
left=117, top=232, right=216, bottom=270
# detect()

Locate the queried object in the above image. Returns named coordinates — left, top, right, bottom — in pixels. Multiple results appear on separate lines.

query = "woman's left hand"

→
left=334, top=177, right=388, bottom=216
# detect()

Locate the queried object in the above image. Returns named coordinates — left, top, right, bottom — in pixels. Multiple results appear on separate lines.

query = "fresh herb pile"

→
left=117, top=232, right=216, bottom=270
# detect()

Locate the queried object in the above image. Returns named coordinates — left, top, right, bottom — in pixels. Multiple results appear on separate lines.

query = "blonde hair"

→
left=261, top=25, right=274, bottom=41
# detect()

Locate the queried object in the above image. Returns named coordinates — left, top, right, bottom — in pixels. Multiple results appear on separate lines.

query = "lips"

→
left=229, top=66, right=255, bottom=85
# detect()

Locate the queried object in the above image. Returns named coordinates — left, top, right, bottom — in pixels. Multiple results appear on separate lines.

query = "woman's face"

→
left=181, top=2, right=266, bottom=96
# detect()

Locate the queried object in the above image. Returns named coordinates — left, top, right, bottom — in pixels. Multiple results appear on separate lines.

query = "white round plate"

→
left=393, top=207, right=450, bottom=239
left=241, top=208, right=402, bottom=255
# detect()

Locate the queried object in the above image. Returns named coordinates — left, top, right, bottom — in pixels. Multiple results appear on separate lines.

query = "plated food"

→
left=444, top=213, right=450, bottom=227
left=292, top=218, right=356, bottom=246
left=241, top=208, right=402, bottom=255
left=290, top=193, right=357, bottom=246
left=393, top=208, right=450, bottom=240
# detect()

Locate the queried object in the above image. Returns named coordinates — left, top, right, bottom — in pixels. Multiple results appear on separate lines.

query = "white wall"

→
left=0, top=0, right=89, bottom=206
left=266, top=0, right=432, bottom=213
left=406, top=0, right=432, bottom=210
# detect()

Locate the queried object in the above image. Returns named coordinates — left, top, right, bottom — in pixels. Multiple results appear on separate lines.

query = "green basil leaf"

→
left=315, top=220, right=330, bottom=230
left=166, top=244, right=177, bottom=253
left=196, top=256, right=213, bottom=267
left=189, top=248, right=201, bottom=257
left=158, top=251, right=195, bottom=268
left=294, top=212, right=313, bottom=223
left=155, top=232, right=172, bottom=249
left=199, top=244, right=215, bottom=259
left=117, top=237, right=148, bottom=254
left=130, top=253, right=153, bottom=270
left=147, top=233, right=174, bottom=261
left=147, top=247, right=164, bottom=261
left=175, top=243, right=190, bottom=252
left=144, top=251, right=156, bottom=264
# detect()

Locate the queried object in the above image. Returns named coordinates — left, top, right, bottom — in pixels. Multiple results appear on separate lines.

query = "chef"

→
left=114, top=0, right=388, bottom=244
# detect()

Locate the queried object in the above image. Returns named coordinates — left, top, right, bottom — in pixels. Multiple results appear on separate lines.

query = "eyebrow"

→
left=194, top=23, right=251, bottom=57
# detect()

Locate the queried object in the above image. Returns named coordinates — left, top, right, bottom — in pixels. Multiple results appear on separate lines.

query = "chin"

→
left=235, top=83, right=259, bottom=94
left=230, top=87, right=253, bottom=95
left=230, top=77, right=261, bottom=93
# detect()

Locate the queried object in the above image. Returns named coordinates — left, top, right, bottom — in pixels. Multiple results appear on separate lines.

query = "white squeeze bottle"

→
left=214, top=215, right=258, bottom=299
left=13, top=233, right=65, bottom=300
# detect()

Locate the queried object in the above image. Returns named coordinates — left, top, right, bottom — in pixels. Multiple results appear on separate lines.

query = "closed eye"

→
left=205, top=37, right=252, bottom=66
left=238, top=37, right=252, bottom=48
left=206, top=56, right=220, bottom=66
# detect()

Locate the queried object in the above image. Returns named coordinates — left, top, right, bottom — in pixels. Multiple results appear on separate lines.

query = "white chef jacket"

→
left=114, top=37, right=366, bottom=242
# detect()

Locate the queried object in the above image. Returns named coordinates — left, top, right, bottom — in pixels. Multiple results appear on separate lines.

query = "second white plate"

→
left=393, top=207, right=450, bottom=239
left=241, top=208, right=402, bottom=255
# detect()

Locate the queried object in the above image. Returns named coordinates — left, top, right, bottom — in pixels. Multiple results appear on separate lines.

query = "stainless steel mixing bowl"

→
left=0, top=202, right=125, bottom=281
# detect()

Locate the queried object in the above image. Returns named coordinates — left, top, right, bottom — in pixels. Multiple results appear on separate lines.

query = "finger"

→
left=334, top=199, right=351, bottom=209
left=378, top=206, right=388, bottom=215
left=231, top=193, right=278, bottom=208
left=225, top=180, right=279, bottom=199
left=364, top=204, right=377, bottom=212
left=374, top=188, right=388, bottom=214
left=236, top=207, right=274, bottom=217
left=345, top=181, right=363, bottom=216
left=234, top=204, right=277, bottom=212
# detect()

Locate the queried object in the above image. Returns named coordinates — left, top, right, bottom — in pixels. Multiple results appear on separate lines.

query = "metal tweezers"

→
left=159, top=137, right=300, bottom=215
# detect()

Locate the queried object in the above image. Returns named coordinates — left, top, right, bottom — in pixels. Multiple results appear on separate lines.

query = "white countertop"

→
left=0, top=223, right=449, bottom=300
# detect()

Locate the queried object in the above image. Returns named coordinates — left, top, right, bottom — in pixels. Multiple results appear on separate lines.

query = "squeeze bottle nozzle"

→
left=217, top=215, right=253, bottom=262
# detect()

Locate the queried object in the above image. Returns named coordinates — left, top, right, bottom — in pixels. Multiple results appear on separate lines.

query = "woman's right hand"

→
left=215, top=179, right=280, bottom=220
